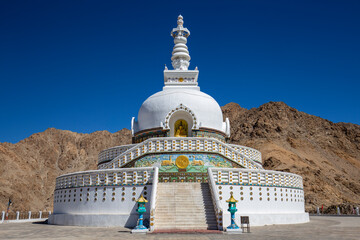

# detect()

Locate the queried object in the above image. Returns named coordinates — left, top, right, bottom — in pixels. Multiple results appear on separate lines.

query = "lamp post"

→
left=226, top=193, right=239, bottom=230
left=134, top=195, right=148, bottom=230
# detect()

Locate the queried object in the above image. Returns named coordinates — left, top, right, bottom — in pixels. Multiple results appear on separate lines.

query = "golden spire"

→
left=226, top=192, right=238, bottom=203
left=137, top=194, right=148, bottom=203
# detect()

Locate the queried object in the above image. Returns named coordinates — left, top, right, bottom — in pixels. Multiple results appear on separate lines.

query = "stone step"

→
left=155, top=219, right=217, bottom=224
left=156, top=202, right=213, bottom=205
left=155, top=183, right=218, bottom=230
left=155, top=208, right=215, bottom=214
left=157, top=189, right=206, bottom=191
left=155, top=209, right=215, bottom=214
left=157, top=192, right=211, bottom=194
left=155, top=208, right=215, bottom=211
left=155, top=222, right=218, bottom=226
left=156, top=197, right=212, bottom=200
left=156, top=216, right=216, bottom=220
left=154, top=223, right=218, bottom=227
left=156, top=195, right=213, bottom=198
left=156, top=199, right=211, bottom=201
left=155, top=223, right=218, bottom=227
left=154, top=224, right=218, bottom=230
left=155, top=215, right=217, bottom=220
left=157, top=199, right=213, bottom=202
left=156, top=217, right=217, bottom=221
left=156, top=203, right=214, bottom=206
left=156, top=199, right=212, bottom=202
left=155, top=214, right=216, bottom=219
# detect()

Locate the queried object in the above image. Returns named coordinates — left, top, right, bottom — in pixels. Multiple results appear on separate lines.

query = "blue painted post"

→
left=226, top=193, right=239, bottom=229
left=134, top=195, right=148, bottom=230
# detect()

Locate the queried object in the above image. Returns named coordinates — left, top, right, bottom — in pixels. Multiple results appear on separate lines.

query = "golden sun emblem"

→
left=175, top=155, right=189, bottom=169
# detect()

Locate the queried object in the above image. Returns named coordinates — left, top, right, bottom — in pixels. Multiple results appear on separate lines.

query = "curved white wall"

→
left=49, top=167, right=156, bottom=227
left=207, top=167, right=309, bottom=228
left=136, top=88, right=225, bottom=134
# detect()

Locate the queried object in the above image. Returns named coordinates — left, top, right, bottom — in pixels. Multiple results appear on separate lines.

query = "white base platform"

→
left=222, top=212, right=310, bottom=227
left=48, top=212, right=309, bottom=229
left=131, top=228, right=149, bottom=234
left=226, top=228, right=243, bottom=234
left=48, top=213, right=149, bottom=227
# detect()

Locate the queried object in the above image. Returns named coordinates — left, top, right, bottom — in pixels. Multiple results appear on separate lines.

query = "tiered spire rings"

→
left=171, top=15, right=191, bottom=70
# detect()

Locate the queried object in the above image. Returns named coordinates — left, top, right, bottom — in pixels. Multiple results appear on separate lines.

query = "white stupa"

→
left=48, top=16, right=309, bottom=231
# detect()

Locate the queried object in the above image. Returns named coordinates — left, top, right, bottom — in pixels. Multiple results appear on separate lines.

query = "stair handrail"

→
left=228, top=143, right=262, bottom=163
left=149, top=167, right=159, bottom=231
left=98, top=143, right=137, bottom=165
left=207, top=167, right=224, bottom=231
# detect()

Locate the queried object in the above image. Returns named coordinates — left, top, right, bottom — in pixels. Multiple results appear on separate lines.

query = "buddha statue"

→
left=175, top=125, right=187, bottom=137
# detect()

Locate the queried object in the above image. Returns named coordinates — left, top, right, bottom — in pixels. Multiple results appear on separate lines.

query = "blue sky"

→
left=1, top=0, right=359, bottom=143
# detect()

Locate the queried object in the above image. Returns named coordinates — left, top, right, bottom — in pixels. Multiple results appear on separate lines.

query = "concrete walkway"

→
left=0, top=216, right=359, bottom=240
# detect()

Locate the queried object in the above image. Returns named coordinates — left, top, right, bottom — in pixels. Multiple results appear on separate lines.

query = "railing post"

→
left=1, top=211, right=5, bottom=222
left=149, top=167, right=159, bottom=232
left=16, top=211, right=20, bottom=220
left=28, top=211, right=32, bottom=220
left=337, top=207, right=341, bottom=215
left=39, top=211, right=42, bottom=219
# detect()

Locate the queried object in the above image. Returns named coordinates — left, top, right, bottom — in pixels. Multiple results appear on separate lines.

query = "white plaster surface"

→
left=222, top=212, right=309, bottom=227
left=134, top=88, right=227, bottom=134
left=49, top=213, right=150, bottom=227
left=50, top=184, right=153, bottom=227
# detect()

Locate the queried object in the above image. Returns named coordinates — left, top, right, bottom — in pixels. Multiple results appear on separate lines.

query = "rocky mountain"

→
left=222, top=102, right=360, bottom=213
left=0, top=102, right=359, bottom=213
left=0, top=128, right=131, bottom=212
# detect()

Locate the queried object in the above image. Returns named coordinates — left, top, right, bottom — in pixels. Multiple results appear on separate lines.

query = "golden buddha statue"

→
left=175, top=125, right=187, bottom=137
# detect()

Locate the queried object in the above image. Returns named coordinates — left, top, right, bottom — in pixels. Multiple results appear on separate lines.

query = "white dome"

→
left=134, top=88, right=226, bottom=134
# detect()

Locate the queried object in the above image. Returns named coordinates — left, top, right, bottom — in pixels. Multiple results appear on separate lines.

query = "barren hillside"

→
left=222, top=102, right=360, bottom=212
left=0, top=128, right=131, bottom=211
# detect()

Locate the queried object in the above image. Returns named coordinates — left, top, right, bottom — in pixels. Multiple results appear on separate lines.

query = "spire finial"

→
left=170, top=15, right=191, bottom=70
left=177, top=15, right=184, bottom=27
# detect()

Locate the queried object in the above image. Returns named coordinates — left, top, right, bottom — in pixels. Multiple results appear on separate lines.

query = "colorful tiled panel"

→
left=132, top=153, right=238, bottom=173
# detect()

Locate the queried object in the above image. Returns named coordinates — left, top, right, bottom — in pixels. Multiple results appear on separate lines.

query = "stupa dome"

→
left=134, top=87, right=226, bottom=134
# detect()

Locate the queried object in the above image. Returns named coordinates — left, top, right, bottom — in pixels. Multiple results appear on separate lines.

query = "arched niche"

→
left=169, top=110, right=194, bottom=137
left=163, top=104, right=199, bottom=137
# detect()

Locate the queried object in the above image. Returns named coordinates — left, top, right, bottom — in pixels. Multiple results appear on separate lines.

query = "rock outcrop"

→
left=222, top=102, right=360, bottom=212
left=0, top=128, right=131, bottom=211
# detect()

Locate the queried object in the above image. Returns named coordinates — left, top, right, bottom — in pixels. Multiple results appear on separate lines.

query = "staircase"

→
left=154, top=182, right=218, bottom=230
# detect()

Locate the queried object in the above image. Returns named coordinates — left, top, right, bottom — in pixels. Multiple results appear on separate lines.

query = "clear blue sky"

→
left=1, top=0, right=359, bottom=143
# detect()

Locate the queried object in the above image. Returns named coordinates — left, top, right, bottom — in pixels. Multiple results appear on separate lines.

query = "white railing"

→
left=209, top=168, right=303, bottom=189
left=228, top=144, right=262, bottom=163
left=55, top=167, right=155, bottom=190
left=98, top=144, right=136, bottom=165
left=207, top=168, right=223, bottom=230
left=149, top=167, right=159, bottom=231
left=98, top=137, right=263, bottom=170
left=1, top=211, right=51, bottom=223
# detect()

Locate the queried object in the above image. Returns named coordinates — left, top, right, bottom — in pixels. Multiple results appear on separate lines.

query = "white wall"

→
left=207, top=167, right=309, bottom=228
left=50, top=184, right=153, bottom=227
